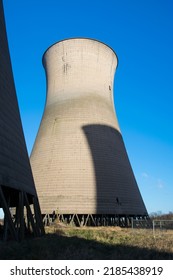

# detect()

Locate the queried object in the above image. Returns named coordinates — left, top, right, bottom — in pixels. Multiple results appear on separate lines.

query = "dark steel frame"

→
left=0, top=185, right=44, bottom=241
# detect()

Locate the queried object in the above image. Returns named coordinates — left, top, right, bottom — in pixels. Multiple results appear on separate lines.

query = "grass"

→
left=0, top=223, right=173, bottom=259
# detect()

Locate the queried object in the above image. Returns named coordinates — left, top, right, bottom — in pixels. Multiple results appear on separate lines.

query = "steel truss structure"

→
left=0, top=185, right=44, bottom=241
left=43, top=213, right=149, bottom=228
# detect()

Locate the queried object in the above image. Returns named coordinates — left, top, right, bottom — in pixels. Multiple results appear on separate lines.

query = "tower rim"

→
left=42, top=37, right=119, bottom=67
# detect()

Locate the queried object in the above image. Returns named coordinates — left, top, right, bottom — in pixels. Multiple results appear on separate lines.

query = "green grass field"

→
left=0, top=223, right=173, bottom=259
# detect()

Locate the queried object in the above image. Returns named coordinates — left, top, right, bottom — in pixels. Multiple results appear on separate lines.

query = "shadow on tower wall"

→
left=82, top=124, right=147, bottom=216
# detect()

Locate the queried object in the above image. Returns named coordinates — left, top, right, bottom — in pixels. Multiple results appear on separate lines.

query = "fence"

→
left=131, top=218, right=173, bottom=235
left=152, top=220, right=173, bottom=235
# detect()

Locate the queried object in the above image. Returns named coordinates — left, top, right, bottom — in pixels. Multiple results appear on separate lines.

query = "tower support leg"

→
left=0, top=185, right=18, bottom=241
left=0, top=186, right=44, bottom=241
left=32, top=196, right=45, bottom=235
left=24, top=192, right=38, bottom=236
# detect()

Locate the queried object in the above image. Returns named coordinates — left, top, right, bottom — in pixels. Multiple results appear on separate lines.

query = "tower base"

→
left=0, top=185, right=45, bottom=241
left=43, top=213, right=150, bottom=227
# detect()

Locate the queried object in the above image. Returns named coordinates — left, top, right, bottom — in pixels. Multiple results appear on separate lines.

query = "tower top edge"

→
left=42, top=37, right=119, bottom=66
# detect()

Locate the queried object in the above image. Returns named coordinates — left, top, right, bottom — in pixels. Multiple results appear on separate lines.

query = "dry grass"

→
left=51, top=225, right=173, bottom=250
left=0, top=223, right=173, bottom=259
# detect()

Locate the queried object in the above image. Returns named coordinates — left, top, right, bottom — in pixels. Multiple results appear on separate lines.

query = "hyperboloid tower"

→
left=0, top=0, right=44, bottom=240
left=30, top=38, right=148, bottom=226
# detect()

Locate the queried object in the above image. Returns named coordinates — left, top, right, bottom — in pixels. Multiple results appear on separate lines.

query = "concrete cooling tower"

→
left=0, top=0, right=44, bottom=240
left=30, top=38, right=148, bottom=226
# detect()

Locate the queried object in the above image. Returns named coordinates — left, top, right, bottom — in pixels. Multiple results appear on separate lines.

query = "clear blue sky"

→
left=3, top=0, right=173, bottom=215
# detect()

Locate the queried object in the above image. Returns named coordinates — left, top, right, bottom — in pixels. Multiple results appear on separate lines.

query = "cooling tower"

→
left=31, top=38, right=148, bottom=226
left=0, top=0, right=44, bottom=240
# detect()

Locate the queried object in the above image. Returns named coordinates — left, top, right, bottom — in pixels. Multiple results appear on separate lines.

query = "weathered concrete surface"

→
left=30, top=38, right=147, bottom=216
